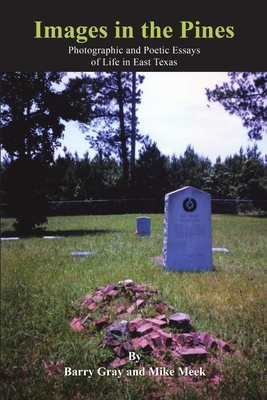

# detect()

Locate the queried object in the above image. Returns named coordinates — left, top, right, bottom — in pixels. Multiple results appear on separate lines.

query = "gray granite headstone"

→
left=163, top=186, right=212, bottom=272
left=136, top=216, right=151, bottom=236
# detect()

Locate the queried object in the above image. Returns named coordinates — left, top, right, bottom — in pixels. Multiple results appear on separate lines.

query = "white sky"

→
left=58, top=72, right=267, bottom=164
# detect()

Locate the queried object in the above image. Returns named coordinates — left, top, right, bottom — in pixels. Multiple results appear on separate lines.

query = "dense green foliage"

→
left=206, top=72, right=267, bottom=140
left=0, top=72, right=93, bottom=233
left=2, top=143, right=266, bottom=210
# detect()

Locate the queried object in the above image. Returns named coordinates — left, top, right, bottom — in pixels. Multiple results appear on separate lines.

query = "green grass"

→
left=1, top=214, right=267, bottom=399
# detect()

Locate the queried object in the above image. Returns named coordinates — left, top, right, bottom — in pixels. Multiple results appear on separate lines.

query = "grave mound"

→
left=70, top=280, right=233, bottom=381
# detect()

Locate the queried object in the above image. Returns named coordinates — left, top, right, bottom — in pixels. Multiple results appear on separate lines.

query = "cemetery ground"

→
left=1, top=214, right=267, bottom=400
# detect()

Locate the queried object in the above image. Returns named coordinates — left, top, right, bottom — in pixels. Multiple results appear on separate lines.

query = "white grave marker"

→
left=136, top=216, right=151, bottom=236
left=72, top=251, right=96, bottom=257
left=1, top=237, right=19, bottom=241
left=163, top=186, right=212, bottom=272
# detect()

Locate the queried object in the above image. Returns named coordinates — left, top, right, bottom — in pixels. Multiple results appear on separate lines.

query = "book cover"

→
left=1, top=2, right=266, bottom=399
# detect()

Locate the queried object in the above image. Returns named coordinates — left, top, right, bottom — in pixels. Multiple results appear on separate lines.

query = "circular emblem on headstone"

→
left=183, top=197, right=197, bottom=212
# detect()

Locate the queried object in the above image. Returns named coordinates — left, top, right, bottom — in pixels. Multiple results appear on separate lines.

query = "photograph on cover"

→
left=1, top=71, right=267, bottom=399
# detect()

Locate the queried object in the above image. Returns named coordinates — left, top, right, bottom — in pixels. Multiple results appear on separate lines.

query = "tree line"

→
left=2, top=141, right=266, bottom=205
left=1, top=71, right=266, bottom=233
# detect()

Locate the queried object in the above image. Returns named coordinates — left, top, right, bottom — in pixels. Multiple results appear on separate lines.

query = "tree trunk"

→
left=116, top=72, right=129, bottom=184
left=130, top=72, right=136, bottom=195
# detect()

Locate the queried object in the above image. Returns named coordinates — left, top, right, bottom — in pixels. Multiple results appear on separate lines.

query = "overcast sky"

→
left=58, top=72, right=266, bottom=164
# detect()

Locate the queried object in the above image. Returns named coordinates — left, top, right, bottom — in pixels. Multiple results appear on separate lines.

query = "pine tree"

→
left=1, top=72, right=92, bottom=233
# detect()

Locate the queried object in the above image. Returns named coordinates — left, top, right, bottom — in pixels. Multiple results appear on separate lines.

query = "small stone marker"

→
left=163, top=186, right=213, bottom=272
left=136, top=216, right=151, bottom=236
left=72, top=252, right=96, bottom=257
left=1, top=237, right=19, bottom=240
left=43, top=236, right=63, bottom=239
left=212, top=248, right=229, bottom=253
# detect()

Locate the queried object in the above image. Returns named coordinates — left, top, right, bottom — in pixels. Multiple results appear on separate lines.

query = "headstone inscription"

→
left=163, top=186, right=212, bottom=272
left=136, top=216, right=151, bottom=236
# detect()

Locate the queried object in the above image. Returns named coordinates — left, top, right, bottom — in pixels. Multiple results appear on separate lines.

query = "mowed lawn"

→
left=1, top=214, right=267, bottom=400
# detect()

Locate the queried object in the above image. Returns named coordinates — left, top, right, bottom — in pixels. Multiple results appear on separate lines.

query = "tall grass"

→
left=1, top=214, right=267, bottom=399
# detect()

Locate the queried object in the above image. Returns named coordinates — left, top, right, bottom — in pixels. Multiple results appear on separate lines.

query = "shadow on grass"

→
left=1, top=228, right=119, bottom=238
